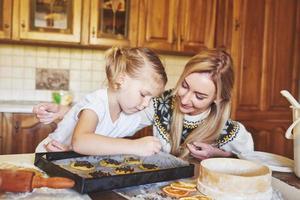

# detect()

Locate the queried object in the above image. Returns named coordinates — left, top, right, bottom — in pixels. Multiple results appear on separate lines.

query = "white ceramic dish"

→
left=238, top=151, right=294, bottom=173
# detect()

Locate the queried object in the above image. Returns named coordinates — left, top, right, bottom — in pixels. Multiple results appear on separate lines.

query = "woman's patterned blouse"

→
left=152, top=89, right=240, bottom=147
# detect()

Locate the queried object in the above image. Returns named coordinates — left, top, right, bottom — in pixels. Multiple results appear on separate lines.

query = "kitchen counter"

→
left=0, top=100, right=42, bottom=113
left=0, top=153, right=300, bottom=200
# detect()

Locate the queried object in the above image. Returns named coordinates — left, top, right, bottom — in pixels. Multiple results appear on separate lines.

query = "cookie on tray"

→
left=70, top=160, right=95, bottom=171
left=99, top=158, right=121, bottom=167
left=124, top=157, right=141, bottom=165
left=89, top=170, right=112, bottom=178
left=114, top=166, right=134, bottom=174
left=138, top=163, right=159, bottom=171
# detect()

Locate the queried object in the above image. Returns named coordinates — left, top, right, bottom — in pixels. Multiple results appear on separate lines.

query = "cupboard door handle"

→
left=234, top=19, right=241, bottom=31
left=92, top=27, right=96, bottom=37
left=21, top=21, right=26, bottom=29
left=15, top=121, right=20, bottom=133
left=4, top=24, right=9, bottom=29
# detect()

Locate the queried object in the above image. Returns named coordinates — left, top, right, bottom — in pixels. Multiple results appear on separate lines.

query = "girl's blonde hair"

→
left=105, top=47, right=167, bottom=89
left=170, top=49, right=234, bottom=158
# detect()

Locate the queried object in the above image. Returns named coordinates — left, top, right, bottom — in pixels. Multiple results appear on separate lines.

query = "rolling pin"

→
left=0, top=169, right=75, bottom=193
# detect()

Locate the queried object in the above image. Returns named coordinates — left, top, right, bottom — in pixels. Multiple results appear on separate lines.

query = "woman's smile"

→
left=180, top=103, right=192, bottom=109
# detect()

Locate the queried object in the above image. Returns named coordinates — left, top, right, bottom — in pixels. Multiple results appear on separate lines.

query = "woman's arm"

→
left=187, top=142, right=233, bottom=160
left=220, top=122, right=254, bottom=155
left=71, top=109, right=162, bottom=156
left=33, top=103, right=70, bottom=124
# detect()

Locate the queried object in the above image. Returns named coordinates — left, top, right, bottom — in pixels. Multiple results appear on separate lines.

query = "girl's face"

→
left=177, top=72, right=216, bottom=115
left=117, top=73, right=164, bottom=114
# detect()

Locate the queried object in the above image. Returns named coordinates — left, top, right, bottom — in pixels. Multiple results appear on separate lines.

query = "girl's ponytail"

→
left=105, top=47, right=127, bottom=89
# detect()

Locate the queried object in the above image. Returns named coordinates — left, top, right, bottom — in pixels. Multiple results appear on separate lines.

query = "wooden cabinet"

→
left=0, top=113, right=56, bottom=154
left=17, top=0, right=82, bottom=43
left=3, top=0, right=219, bottom=51
left=214, top=0, right=233, bottom=51
left=137, top=0, right=217, bottom=53
left=0, top=0, right=12, bottom=39
left=177, top=0, right=217, bottom=52
left=130, top=126, right=153, bottom=139
left=9, top=0, right=138, bottom=46
left=231, top=0, right=300, bottom=158
left=88, top=0, right=139, bottom=47
left=137, top=0, right=177, bottom=51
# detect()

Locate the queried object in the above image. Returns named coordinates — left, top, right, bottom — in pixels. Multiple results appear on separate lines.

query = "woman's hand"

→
left=44, top=140, right=71, bottom=152
left=33, top=103, right=70, bottom=124
left=187, top=141, right=232, bottom=160
left=133, top=136, right=162, bottom=157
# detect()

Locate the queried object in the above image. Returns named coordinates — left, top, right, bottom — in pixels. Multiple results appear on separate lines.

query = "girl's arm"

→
left=71, top=109, right=162, bottom=156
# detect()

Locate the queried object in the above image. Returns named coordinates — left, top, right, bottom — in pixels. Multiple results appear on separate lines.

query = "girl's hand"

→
left=187, top=142, right=232, bottom=160
left=33, top=103, right=69, bottom=124
left=133, top=136, right=162, bottom=157
left=44, top=140, right=71, bottom=152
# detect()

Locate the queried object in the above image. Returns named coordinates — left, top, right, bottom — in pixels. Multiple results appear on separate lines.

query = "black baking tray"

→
left=34, top=151, right=194, bottom=194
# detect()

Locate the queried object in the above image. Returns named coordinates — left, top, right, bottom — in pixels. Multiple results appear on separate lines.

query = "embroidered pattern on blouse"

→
left=153, top=90, right=173, bottom=142
left=153, top=89, right=204, bottom=143
left=216, top=120, right=240, bottom=147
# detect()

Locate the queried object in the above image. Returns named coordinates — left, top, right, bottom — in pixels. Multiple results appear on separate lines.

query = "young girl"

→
left=34, top=49, right=253, bottom=160
left=35, top=47, right=168, bottom=157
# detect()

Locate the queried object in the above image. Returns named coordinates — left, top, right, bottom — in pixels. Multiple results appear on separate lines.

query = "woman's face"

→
left=177, top=72, right=216, bottom=115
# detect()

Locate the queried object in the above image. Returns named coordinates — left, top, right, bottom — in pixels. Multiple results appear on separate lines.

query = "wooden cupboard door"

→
left=263, top=0, right=300, bottom=111
left=179, top=0, right=217, bottom=53
left=232, top=0, right=266, bottom=113
left=138, top=0, right=178, bottom=51
left=89, top=0, right=139, bottom=47
left=0, top=113, right=4, bottom=154
left=0, top=113, right=13, bottom=154
left=214, top=0, right=233, bottom=51
left=0, top=0, right=12, bottom=39
left=12, top=114, right=57, bottom=154
left=1, top=113, right=56, bottom=154
left=130, top=126, right=153, bottom=139
left=231, top=0, right=300, bottom=157
left=19, top=0, right=82, bottom=43
left=242, top=121, right=293, bottom=159
left=0, top=114, right=2, bottom=153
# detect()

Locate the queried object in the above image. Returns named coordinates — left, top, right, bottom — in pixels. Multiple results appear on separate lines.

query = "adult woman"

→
left=149, top=49, right=253, bottom=159
left=33, top=49, right=253, bottom=160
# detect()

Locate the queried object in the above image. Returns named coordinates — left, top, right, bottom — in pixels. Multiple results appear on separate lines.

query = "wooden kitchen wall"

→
left=133, top=0, right=299, bottom=159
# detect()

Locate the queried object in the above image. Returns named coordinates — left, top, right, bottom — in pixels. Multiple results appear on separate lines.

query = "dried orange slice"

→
left=179, top=197, right=198, bottom=200
left=162, top=185, right=190, bottom=198
left=170, top=181, right=197, bottom=191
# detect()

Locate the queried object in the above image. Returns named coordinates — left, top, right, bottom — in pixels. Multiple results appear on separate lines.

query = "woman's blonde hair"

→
left=170, top=49, right=234, bottom=158
left=105, top=47, right=167, bottom=89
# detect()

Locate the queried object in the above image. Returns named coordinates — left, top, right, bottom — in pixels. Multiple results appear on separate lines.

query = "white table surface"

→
left=1, top=153, right=300, bottom=200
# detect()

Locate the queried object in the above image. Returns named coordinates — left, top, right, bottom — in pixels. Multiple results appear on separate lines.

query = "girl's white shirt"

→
left=35, top=88, right=153, bottom=152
